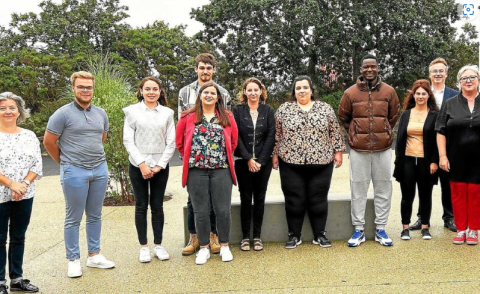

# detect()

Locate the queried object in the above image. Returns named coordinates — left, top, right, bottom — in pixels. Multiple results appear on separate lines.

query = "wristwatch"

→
left=21, top=180, right=31, bottom=186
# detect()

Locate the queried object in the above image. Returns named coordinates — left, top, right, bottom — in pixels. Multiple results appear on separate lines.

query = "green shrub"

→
left=319, top=90, right=343, bottom=112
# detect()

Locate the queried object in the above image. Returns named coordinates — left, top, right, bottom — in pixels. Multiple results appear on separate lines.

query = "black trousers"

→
left=235, top=159, right=273, bottom=239
left=129, top=164, right=169, bottom=245
left=279, top=159, right=334, bottom=238
left=0, top=198, right=33, bottom=282
left=417, top=168, right=453, bottom=221
left=400, top=156, right=433, bottom=226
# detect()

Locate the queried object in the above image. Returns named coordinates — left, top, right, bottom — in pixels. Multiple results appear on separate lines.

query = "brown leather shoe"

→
left=210, top=232, right=221, bottom=254
left=182, top=234, right=199, bottom=256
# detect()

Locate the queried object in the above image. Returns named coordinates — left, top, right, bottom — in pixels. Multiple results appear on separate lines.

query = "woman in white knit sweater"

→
left=123, top=77, right=176, bottom=263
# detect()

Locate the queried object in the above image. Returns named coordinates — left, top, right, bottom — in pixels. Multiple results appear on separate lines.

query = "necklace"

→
left=411, top=108, right=428, bottom=122
left=250, top=109, right=258, bottom=120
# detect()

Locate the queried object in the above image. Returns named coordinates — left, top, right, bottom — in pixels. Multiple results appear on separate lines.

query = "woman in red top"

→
left=176, top=82, right=238, bottom=265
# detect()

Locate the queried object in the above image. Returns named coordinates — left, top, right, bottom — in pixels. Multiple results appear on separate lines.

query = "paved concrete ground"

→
left=16, top=152, right=480, bottom=293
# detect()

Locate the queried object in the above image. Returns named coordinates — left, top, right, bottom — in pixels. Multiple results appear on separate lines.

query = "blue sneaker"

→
left=347, top=230, right=365, bottom=247
left=375, top=229, right=393, bottom=246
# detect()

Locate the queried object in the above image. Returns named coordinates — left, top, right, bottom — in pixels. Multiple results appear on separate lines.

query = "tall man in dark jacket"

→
left=338, top=54, right=400, bottom=247
left=410, top=58, right=458, bottom=232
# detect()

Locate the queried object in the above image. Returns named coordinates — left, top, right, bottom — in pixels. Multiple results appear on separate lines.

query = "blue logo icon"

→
left=463, top=4, right=475, bottom=16
left=458, top=2, right=478, bottom=22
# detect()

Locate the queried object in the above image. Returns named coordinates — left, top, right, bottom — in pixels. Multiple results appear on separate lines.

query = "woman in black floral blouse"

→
left=176, top=82, right=238, bottom=265
left=272, top=76, right=346, bottom=249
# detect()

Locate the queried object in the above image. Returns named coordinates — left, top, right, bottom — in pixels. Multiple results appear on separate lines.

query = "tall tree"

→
left=112, top=21, right=209, bottom=97
left=445, top=23, right=479, bottom=88
left=0, top=0, right=131, bottom=110
left=6, top=0, right=130, bottom=55
left=192, top=0, right=461, bottom=91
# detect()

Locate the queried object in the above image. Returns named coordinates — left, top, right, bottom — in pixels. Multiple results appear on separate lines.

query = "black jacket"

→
left=233, top=104, right=275, bottom=165
left=393, top=109, right=439, bottom=185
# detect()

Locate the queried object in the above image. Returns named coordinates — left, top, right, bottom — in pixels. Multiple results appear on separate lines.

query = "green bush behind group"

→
left=0, top=0, right=478, bottom=202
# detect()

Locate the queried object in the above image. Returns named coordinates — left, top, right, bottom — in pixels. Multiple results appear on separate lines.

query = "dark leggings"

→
left=417, top=168, right=453, bottom=221
left=129, top=164, right=169, bottom=245
left=235, top=159, right=273, bottom=239
left=0, top=198, right=33, bottom=281
left=400, top=156, right=433, bottom=226
left=279, top=159, right=334, bottom=238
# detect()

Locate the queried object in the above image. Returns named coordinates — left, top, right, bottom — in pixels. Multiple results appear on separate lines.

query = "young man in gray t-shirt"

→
left=44, top=71, right=115, bottom=278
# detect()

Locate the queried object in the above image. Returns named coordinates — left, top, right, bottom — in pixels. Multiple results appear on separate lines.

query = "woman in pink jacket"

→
left=176, top=81, right=238, bottom=265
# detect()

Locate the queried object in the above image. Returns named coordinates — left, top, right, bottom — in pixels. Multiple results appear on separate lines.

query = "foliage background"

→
left=0, top=0, right=478, bottom=201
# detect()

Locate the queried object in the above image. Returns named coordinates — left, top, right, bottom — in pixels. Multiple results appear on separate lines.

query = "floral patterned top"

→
left=189, top=115, right=228, bottom=169
left=274, top=101, right=346, bottom=165
left=0, top=129, right=43, bottom=203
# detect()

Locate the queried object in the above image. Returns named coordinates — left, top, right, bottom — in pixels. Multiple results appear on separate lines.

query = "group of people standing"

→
left=0, top=52, right=479, bottom=293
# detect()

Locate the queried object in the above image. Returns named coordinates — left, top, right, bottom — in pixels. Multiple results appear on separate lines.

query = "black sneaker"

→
left=421, top=228, right=432, bottom=240
left=400, top=229, right=410, bottom=240
left=409, top=219, right=422, bottom=230
left=444, top=219, right=457, bottom=232
left=312, top=232, right=332, bottom=248
left=0, top=285, right=8, bottom=294
left=285, top=235, right=302, bottom=249
left=10, top=279, right=39, bottom=293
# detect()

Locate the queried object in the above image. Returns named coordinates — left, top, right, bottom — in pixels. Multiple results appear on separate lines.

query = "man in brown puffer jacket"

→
left=338, top=54, right=400, bottom=247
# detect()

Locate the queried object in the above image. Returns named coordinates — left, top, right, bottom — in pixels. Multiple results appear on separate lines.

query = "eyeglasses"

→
left=76, top=86, right=94, bottom=92
left=197, top=66, right=214, bottom=71
left=0, top=107, right=17, bottom=113
left=430, top=69, right=445, bottom=74
left=459, top=76, right=478, bottom=83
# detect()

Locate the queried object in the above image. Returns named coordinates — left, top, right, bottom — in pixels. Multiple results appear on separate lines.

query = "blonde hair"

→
left=429, top=58, right=448, bottom=71
left=237, top=77, right=268, bottom=104
left=70, top=71, right=95, bottom=86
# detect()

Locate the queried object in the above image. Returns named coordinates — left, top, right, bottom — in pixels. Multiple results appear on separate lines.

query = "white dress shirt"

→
left=432, top=85, right=445, bottom=109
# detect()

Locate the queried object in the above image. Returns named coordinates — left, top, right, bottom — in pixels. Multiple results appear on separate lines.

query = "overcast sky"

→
left=0, top=0, right=478, bottom=38
left=0, top=0, right=210, bottom=36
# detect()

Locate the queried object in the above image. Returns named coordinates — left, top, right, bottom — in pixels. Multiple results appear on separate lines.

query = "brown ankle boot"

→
left=182, top=234, right=199, bottom=256
left=210, top=232, right=220, bottom=254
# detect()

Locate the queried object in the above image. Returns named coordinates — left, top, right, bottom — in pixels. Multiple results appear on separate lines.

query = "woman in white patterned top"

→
left=123, top=77, right=175, bottom=263
left=0, top=92, right=42, bottom=293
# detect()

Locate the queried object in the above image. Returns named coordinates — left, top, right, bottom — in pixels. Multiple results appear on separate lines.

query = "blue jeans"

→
left=60, top=162, right=108, bottom=260
left=186, top=168, right=232, bottom=246
left=0, top=198, right=33, bottom=282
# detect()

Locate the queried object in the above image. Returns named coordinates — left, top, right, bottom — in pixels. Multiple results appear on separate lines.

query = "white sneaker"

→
left=220, top=245, right=233, bottom=262
left=139, top=247, right=151, bottom=263
left=86, top=254, right=115, bottom=269
left=68, top=259, right=82, bottom=278
left=154, top=246, right=170, bottom=261
left=195, top=247, right=210, bottom=265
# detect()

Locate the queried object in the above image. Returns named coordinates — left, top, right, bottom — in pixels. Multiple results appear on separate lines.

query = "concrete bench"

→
left=183, top=192, right=375, bottom=245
